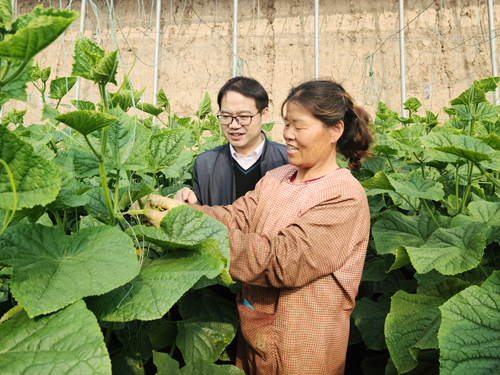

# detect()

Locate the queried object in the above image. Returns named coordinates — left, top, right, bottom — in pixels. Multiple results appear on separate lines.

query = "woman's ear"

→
left=329, top=120, right=344, bottom=144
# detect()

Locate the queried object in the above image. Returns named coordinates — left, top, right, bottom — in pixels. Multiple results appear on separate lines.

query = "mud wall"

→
left=12, top=0, right=500, bottom=142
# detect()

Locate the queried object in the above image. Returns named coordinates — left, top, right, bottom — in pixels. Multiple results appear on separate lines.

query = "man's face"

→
left=219, top=90, right=268, bottom=156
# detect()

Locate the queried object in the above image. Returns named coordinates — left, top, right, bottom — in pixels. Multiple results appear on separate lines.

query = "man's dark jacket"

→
left=192, top=136, right=288, bottom=206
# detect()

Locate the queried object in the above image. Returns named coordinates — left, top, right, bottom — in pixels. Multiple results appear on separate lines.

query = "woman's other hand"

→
left=175, top=187, right=198, bottom=204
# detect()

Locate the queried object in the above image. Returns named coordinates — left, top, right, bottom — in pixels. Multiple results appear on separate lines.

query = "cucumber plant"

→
left=0, top=3, right=241, bottom=374
left=350, top=78, right=500, bottom=374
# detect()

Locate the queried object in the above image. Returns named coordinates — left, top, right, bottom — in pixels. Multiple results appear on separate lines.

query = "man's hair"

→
left=217, top=77, right=269, bottom=112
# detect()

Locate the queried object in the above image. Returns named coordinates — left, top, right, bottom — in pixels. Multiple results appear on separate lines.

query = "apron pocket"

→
left=237, top=298, right=277, bottom=364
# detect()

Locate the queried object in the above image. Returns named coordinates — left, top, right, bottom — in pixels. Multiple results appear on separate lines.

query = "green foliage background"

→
left=0, top=2, right=499, bottom=374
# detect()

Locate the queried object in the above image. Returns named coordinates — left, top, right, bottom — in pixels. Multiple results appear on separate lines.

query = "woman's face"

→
left=283, top=102, right=342, bottom=172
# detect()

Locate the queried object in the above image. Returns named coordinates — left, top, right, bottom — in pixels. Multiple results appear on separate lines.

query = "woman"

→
left=148, top=80, right=373, bottom=374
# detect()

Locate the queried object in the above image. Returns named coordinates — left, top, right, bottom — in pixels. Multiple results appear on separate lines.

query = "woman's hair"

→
left=281, top=80, right=374, bottom=171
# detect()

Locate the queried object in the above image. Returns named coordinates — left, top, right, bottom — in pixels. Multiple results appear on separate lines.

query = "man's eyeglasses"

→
left=217, top=112, right=260, bottom=126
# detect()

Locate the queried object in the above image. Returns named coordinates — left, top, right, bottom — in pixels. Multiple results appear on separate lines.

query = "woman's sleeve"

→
left=227, top=194, right=370, bottom=288
left=193, top=179, right=261, bottom=233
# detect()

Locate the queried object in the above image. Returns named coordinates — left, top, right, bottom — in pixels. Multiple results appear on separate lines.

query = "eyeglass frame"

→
left=216, top=111, right=262, bottom=126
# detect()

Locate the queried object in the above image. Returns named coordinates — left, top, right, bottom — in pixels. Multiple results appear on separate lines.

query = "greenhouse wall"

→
left=12, top=0, right=500, bottom=142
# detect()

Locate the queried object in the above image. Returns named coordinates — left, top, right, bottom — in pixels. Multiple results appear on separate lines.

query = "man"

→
left=182, top=76, right=288, bottom=205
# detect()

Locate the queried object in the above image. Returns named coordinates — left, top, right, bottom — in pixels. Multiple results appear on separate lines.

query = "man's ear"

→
left=329, top=120, right=345, bottom=144
left=260, top=107, right=269, bottom=125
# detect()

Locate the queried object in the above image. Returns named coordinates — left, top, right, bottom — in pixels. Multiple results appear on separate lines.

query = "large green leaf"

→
left=71, top=99, right=96, bottom=111
left=196, top=92, right=212, bottom=119
left=180, top=360, right=245, bottom=375
left=93, top=49, right=119, bottom=85
left=48, top=76, right=78, bottom=100
left=389, top=173, right=444, bottom=201
left=385, top=279, right=469, bottom=373
left=111, top=350, right=144, bottom=375
left=138, top=103, right=164, bottom=117
left=351, top=295, right=391, bottom=350
left=0, top=7, right=78, bottom=61
left=154, top=352, right=181, bottom=375
left=149, top=320, right=177, bottom=350
left=361, top=243, right=393, bottom=281
left=84, top=183, right=153, bottom=220
left=425, top=134, right=495, bottom=163
left=156, top=87, right=170, bottom=110
left=176, top=319, right=237, bottom=363
left=73, top=107, right=151, bottom=177
left=404, top=222, right=487, bottom=275
left=85, top=250, right=224, bottom=322
left=149, top=129, right=191, bottom=172
left=179, top=289, right=239, bottom=326
left=439, top=271, right=500, bottom=375
left=0, top=125, right=61, bottom=210
left=0, top=300, right=111, bottom=375
left=385, top=351, right=440, bottom=375
left=467, top=200, right=500, bottom=244
left=0, top=59, right=32, bottom=104
left=72, top=34, right=105, bottom=80
left=455, top=101, right=500, bottom=126
left=110, top=85, right=146, bottom=112
left=0, top=0, right=13, bottom=30
left=387, top=124, right=426, bottom=152
left=162, top=149, right=193, bottom=179
left=153, top=352, right=244, bottom=375
left=450, top=86, right=486, bottom=105
left=361, top=170, right=394, bottom=195
left=131, top=205, right=229, bottom=261
left=56, top=110, right=118, bottom=136
left=0, top=224, right=140, bottom=317
left=372, top=211, right=438, bottom=255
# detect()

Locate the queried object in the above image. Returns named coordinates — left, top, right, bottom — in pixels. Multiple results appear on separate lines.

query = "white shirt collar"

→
left=230, top=136, right=266, bottom=170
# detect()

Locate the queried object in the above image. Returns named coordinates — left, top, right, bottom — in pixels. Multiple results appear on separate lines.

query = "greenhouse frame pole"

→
left=152, top=0, right=162, bottom=108
left=74, top=0, right=87, bottom=103
left=398, top=0, right=407, bottom=116
left=487, top=0, right=498, bottom=103
left=314, top=0, right=319, bottom=79
left=232, top=0, right=238, bottom=77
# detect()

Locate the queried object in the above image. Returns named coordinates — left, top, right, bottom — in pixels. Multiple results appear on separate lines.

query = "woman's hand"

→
left=175, top=187, right=198, bottom=204
left=131, top=194, right=183, bottom=228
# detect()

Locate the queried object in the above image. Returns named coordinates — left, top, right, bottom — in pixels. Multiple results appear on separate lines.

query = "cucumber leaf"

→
left=0, top=300, right=111, bottom=375
left=0, top=224, right=140, bottom=317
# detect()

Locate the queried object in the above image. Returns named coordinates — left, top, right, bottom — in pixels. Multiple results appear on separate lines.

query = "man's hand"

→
left=131, top=194, right=183, bottom=229
left=175, top=187, right=198, bottom=204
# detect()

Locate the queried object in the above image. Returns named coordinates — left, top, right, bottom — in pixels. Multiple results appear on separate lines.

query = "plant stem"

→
left=0, top=61, right=28, bottom=86
left=0, top=304, right=23, bottom=325
left=104, top=322, right=114, bottom=346
left=396, top=155, right=408, bottom=172
left=459, top=161, right=474, bottom=214
left=50, top=209, right=65, bottom=234
left=114, top=169, right=121, bottom=214
left=478, top=264, right=489, bottom=280
left=422, top=200, right=440, bottom=228
left=156, top=116, right=168, bottom=127
left=83, top=135, right=102, bottom=161
left=99, top=161, right=115, bottom=225
left=455, top=166, right=460, bottom=209
left=0, top=159, right=17, bottom=235
left=169, top=337, right=177, bottom=357
left=386, top=155, right=396, bottom=173
left=0, top=60, right=11, bottom=82
left=476, top=163, right=500, bottom=191
left=395, top=192, right=419, bottom=212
